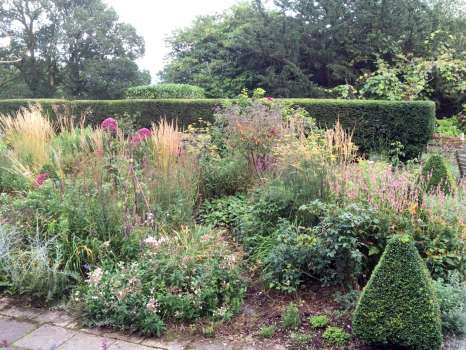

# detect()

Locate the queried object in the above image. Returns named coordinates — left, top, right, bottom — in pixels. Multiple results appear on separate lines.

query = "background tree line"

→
left=0, top=0, right=150, bottom=99
left=161, top=0, right=466, bottom=115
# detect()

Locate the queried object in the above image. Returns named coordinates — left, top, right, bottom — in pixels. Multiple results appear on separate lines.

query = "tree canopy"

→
left=0, top=0, right=150, bottom=99
left=161, top=0, right=466, bottom=105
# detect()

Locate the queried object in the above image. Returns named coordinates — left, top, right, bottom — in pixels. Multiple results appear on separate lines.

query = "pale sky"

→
left=105, top=0, right=241, bottom=82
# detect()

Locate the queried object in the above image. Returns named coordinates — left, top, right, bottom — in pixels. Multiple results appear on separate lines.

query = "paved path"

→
left=0, top=298, right=284, bottom=350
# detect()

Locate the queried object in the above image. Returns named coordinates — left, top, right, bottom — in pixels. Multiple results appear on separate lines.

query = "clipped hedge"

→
left=126, top=84, right=205, bottom=99
left=0, top=98, right=435, bottom=158
left=353, top=235, right=442, bottom=350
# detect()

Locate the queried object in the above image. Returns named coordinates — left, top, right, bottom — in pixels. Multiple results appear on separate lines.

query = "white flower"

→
left=143, top=236, right=167, bottom=250
left=146, top=297, right=159, bottom=313
left=87, top=267, right=103, bottom=286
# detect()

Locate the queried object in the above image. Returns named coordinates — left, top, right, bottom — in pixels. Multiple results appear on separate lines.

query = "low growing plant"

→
left=258, top=324, right=276, bottom=338
left=282, top=303, right=300, bottom=329
left=76, top=226, right=245, bottom=336
left=308, top=315, right=329, bottom=329
left=322, top=326, right=351, bottom=346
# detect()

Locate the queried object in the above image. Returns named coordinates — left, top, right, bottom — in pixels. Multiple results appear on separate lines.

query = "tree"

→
left=161, top=0, right=466, bottom=99
left=0, top=0, right=148, bottom=99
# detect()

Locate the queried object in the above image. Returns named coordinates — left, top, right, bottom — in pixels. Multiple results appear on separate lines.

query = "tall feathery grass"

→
left=0, top=106, right=54, bottom=180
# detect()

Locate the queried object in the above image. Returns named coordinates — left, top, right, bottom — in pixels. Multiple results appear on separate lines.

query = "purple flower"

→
left=101, top=117, right=118, bottom=132
left=266, top=96, right=273, bottom=101
left=130, top=128, right=152, bottom=145
left=34, top=173, right=49, bottom=187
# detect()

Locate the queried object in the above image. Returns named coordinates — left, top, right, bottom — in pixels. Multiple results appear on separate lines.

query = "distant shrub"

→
left=126, top=83, right=205, bottom=99
left=352, top=235, right=442, bottom=350
left=420, top=154, right=456, bottom=194
left=322, top=326, right=351, bottom=345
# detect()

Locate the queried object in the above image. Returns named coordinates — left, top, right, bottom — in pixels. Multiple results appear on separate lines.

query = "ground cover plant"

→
left=0, top=93, right=464, bottom=348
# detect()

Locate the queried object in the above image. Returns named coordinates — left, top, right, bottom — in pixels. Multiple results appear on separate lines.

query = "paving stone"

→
left=0, top=305, right=43, bottom=320
left=141, top=338, right=191, bottom=350
left=189, top=340, right=234, bottom=350
left=104, top=330, right=145, bottom=344
left=58, top=333, right=114, bottom=350
left=35, top=310, right=75, bottom=327
left=14, top=324, right=76, bottom=350
left=109, top=340, right=156, bottom=350
left=0, top=317, right=37, bottom=345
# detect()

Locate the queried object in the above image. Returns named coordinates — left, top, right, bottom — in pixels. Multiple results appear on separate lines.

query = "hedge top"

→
left=125, top=83, right=206, bottom=99
left=0, top=98, right=435, bottom=159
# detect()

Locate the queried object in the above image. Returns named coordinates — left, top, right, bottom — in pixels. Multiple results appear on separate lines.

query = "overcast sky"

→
left=105, top=0, right=240, bottom=82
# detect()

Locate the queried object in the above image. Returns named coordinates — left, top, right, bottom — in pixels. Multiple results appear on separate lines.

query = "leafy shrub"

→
left=76, top=226, right=245, bottom=336
left=199, top=152, right=252, bottom=198
left=262, top=202, right=389, bottom=291
left=352, top=235, right=442, bottom=350
left=322, top=326, right=351, bottom=345
left=309, top=315, right=329, bottom=329
left=126, top=83, right=205, bottom=99
left=282, top=303, right=300, bottom=329
left=433, top=273, right=466, bottom=336
left=420, top=154, right=456, bottom=194
left=258, top=325, right=276, bottom=338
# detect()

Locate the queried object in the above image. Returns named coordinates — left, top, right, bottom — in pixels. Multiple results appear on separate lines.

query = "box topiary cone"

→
left=352, top=234, right=442, bottom=350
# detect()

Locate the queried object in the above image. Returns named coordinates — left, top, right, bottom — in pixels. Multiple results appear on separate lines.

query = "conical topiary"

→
left=352, top=235, right=442, bottom=350
left=420, top=154, right=456, bottom=194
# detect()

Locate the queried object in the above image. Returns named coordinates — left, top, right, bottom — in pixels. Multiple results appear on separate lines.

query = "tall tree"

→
left=161, top=0, right=466, bottom=98
left=0, top=0, right=149, bottom=98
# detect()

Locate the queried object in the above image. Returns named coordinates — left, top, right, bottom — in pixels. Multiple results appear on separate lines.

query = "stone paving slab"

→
left=14, top=325, right=76, bottom=350
left=35, top=310, right=75, bottom=328
left=109, top=340, right=157, bottom=350
left=58, top=332, right=114, bottom=350
left=0, top=316, right=37, bottom=345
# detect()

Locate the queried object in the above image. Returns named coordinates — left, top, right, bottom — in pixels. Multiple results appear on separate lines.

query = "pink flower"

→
left=101, top=117, right=118, bottom=132
left=266, top=96, right=273, bottom=101
left=34, top=173, right=48, bottom=187
left=130, top=128, right=151, bottom=145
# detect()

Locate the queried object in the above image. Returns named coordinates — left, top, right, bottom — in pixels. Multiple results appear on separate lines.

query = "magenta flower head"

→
left=34, top=173, right=49, bottom=187
left=137, top=128, right=151, bottom=139
left=101, top=117, right=118, bottom=133
left=266, top=96, right=273, bottom=101
left=130, top=128, right=151, bottom=145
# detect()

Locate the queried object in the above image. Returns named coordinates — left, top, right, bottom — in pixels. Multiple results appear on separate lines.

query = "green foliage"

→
left=262, top=202, right=389, bottom=291
left=433, top=273, right=466, bottom=335
left=352, top=235, right=443, bottom=350
left=0, top=98, right=435, bottom=159
left=126, top=84, right=206, bottom=99
left=420, top=154, right=456, bottom=194
left=76, top=226, right=245, bottom=336
left=282, top=303, right=300, bottom=329
left=308, top=315, right=329, bottom=329
left=435, top=117, right=464, bottom=137
left=258, top=324, right=276, bottom=338
left=0, top=0, right=147, bottom=99
left=161, top=0, right=466, bottom=100
left=290, top=331, right=313, bottom=346
left=322, top=326, right=351, bottom=346
left=0, top=225, right=77, bottom=301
